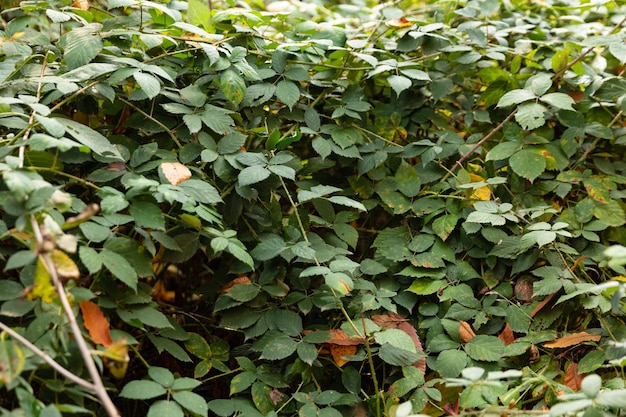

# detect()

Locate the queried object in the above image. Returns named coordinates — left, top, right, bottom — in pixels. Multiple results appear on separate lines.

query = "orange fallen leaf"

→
left=564, top=362, right=583, bottom=391
left=219, top=276, right=252, bottom=293
left=327, top=329, right=365, bottom=346
left=161, top=162, right=192, bottom=186
left=498, top=323, right=515, bottom=346
left=330, top=344, right=356, bottom=367
left=459, top=321, right=476, bottom=343
left=543, top=332, right=601, bottom=349
left=79, top=300, right=113, bottom=347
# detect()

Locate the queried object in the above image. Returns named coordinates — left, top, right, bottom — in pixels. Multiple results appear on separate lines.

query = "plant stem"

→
left=0, top=321, right=96, bottom=391
left=29, top=215, right=121, bottom=417
left=443, top=109, right=517, bottom=181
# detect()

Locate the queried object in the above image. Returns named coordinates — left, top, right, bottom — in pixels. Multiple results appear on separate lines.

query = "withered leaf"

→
left=543, top=332, right=601, bottom=349
left=79, top=300, right=113, bottom=347
left=330, top=344, right=356, bottom=367
left=219, top=276, right=252, bottom=293
left=564, top=362, right=583, bottom=392
left=459, top=321, right=476, bottom=343
left=498, top=323, right=515, bottom=346
left=161, top=162, right=192, bottom=186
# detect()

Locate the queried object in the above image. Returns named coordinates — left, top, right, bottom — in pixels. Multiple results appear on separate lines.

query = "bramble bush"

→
left=1, top=0, right=626, bottom=416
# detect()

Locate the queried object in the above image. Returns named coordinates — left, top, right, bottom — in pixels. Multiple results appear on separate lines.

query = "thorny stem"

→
left=442, top=109, right=517, bottom=182
left=118, top=97, right=183, bottom=149
left=0, top=321, right=96, bottom=391
left=29, top=215, right=121, bottom=417
left=18, top=54, right=48, bottom=168
left=362, top=315, right=382, bottom=417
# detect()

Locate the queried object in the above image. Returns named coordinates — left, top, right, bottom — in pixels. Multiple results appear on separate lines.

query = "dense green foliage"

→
left=2, top=0, right=626, bottom=416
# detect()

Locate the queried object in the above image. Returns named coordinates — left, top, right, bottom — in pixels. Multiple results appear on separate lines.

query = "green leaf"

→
left=78, top=246, right=102, bottom=274
left=64, top=24, right=103, bottom=69
left=149, top=367, right=175, bottom=387
left=297, top=343, right=318, bottom=365
left=120, top=380, right=167, bottom=400
left=509, top=149, right=546, bottom=182
left=527, top=73, right=552, bottom=96
left=260, top=335, right=298, bottom=360
left=465, top=335, right=505, bottom=362
left=79, top=222, right=111, bottom=243
left=100, top=249, right=138, bottom=291
left=201, top=105, right=235, bottom=135
left=226, top=241, right=254, bottom=268
left=179, top=180, right=222, bottom=204
left=221, top=70, right=246, bottom=105
left=432, top=214, right=458, bottom=241
left=327, top=196, right=366, bottom=211
left=594, top=200, right=626, bottom=226
left=515, top=102, right=547, bottom=130
left=147, top=401, right=184, bottom=417
left=129, top=200, right=165, bottom=231
left=539, top=92, right=575, bottom=110
left=228, top=284, right=260, bottom=302
left=239, top=165, right=271, bottom=186
left=435, top=350, right=468, bottom=378
left=375, top=329, right=417, bottom=352
left=496, top=89, right=536, bottom=107
left=0, top=338, right=24, bottom=386
left=395, top=161, right=420, bottom=197
left=58, top=119, right=122, bottom=159
left=172, top=391, right=208, bottom=417
left=387, top=75, right=412, bottom=96
left=324, top=272, right=354, bottom=295
left=133, top=71, right=161, bottom=99
left=251, top=382, right=274, bottom=414
left=230, top=371, right=257, bottom=395
left=486, top=142, right=521, bottom=161
left=275, top=80, right=299, bottom=109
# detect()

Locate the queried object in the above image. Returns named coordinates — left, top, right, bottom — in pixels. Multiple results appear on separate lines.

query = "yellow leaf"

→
left=50, top=249, right=80, bottom=280
left=29, top=257, right=56, bottom=302
left=161, top=162, right=191, bottom=186
left=102, top=339, right=129, bottom=379
left=469, top=173, right=491, bottom=201
left=386, top=17, right=413, bottom=29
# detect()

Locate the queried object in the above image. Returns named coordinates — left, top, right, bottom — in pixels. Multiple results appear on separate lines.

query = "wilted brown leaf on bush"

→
left=219, top=276, right=252, bottom=293
left=543, top=332, right=601, bottom=348
left=459, top=321, right=476, bottom=343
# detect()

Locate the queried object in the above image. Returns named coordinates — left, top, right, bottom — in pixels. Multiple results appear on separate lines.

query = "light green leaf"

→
left=324, top=272, right=354, bottom=295
left=527, top=73, right=552, bottom=96
left=239, top=165, right=271, bottom=186
left=149, top=367, right=175, bottom=387
left=496, top=89, right=536, bottom=107
left=268, top=164, right=295, bottom=180
left=400, top=68, right=430, bottom=81
left=515, top=102, right=547, bottom=130
left=79, top=246, right=102, bottom=274
left=79, top=222, right=112, bottom=243
left=432, top=214, right=458, bottom=241
left=276, top=80, right=299, bottom=109
left=327, top=196, right=366, bottom=211
left=201, top=105, right=235, bottom=135
left=133, top=71, right=161, bottom=99
left=374, top=329, right=416, bottom=353
left=539, top=93, right=575, bottom=110
left=609, top=42, right=626, bottom=64
left=64, top=24, right=103, bottom=69
left=509, top=149, right=546, bottom=182
left=388, top=75, right=412, bottom=96
left=486, top=141, right=520, bottom=161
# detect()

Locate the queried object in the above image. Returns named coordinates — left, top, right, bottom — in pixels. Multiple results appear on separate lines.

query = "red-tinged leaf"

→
left=79, top=300, right=113, bottom=347
left=219, top=276, right=252, bottom=293
left=327, top=329, right=364, bottom=346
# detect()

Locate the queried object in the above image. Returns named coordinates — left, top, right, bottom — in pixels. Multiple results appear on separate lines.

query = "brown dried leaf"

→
left=498, top=323, right=515, bottom=346
left=72, top=0, right=90, bottom=10
left=397, top=321, right=426, bottom=373
left=219, top=276, right=252, bottom=293
left=161, top=162, right=192, bottom=186
left=330, top=344, right=356, bottom=367
left=564, top=362, right=583, bottom=392
left=327, top=329, right=364, bottom=346
left=459, top=321, right=476, bottom=343
left=530, top=293, right=556, bottom=318
left=515, top=279, right=534, bottom=302
left=543, top=332, right=601, bottom=349
left=79, top=300, right=113, bottom=347
left=372, top=312, right=407, bottom=329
